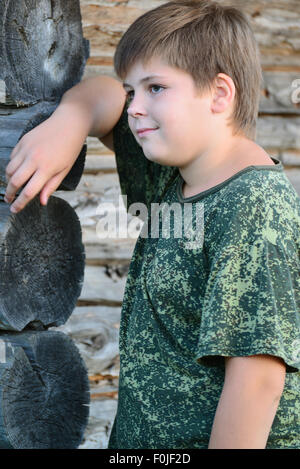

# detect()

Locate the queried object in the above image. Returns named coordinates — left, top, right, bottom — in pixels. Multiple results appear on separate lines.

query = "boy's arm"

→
left=208, top=354, right=286, bottom=449
left=4, top=75, right=127, bottom=213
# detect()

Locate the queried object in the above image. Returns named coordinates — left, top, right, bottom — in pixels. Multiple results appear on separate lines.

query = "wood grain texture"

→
left=0, top=330, right=90, bottom=449
left=0, top=0, right=89, bottom=105
left=52, top=305, right=121, bottom=374
left=0, top=196, right=85, bottom=331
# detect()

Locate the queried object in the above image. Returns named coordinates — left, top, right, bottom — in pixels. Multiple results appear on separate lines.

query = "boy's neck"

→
left=179, top=134, right=274, bottom=198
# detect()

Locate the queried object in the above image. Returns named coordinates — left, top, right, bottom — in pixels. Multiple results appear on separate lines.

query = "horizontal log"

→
left=0, top=330, right=90, bottom=449
left=0, top=196, right=85, bottom=331
left=82, top=225, right=138, bottom=246
left=86, top=136, right=109, bottom=154
left=227, top=0, right=300, bottom=9
left=81, top=4, right=140, bottom=29
left=76, top=173, right=120, bottom=194
left=80, top=2, right=300, bottom=69
left=78, top=398, right=117, bottom=449
left=84, top=241, right=135, bottom=264
left=52, top=305, right=121, bottom=374
left=260, top=71, right=300, bottom=114
left=80, top=0, right=134, bottom=5
left=79, top=265, right=127, bottom=305
left=279, top=151, right=300, bottom=166
left=89, top=373, right=119, bottom=382
left=82, top=62, right=115, bottom=80
left=257, top=116, right=300, bottom=151
left=59, top=305, right=121, bottom=328
left=284, top=168, right=300, bottom=195
left=91, top=391, right=118, bottom=400
left=84, top=154, right=116, bottom=173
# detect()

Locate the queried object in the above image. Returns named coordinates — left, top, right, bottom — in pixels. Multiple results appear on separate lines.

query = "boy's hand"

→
left=4, top=104, right=91, bottom=213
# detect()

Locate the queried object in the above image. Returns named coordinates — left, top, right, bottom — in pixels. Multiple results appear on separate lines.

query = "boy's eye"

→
left=149, top=84, right=164, bottom=94
left=125, top=85, right=165, bottom=104
left=126, top=90, right=134, bottom=103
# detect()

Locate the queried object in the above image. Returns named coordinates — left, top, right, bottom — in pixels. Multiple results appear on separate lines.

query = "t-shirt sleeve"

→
left=112, top=102, right=179, bottom=214
left=196, top=197, right=300, bottom=373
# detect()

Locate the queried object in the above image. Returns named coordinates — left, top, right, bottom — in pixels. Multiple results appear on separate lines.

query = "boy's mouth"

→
left=137, top=127, right=158, bottom=137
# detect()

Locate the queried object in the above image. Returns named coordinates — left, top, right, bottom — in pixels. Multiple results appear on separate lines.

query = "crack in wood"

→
left=11, top=20, right=29, bottom=47
left=50, top=0, right=54, bottom=18
left=43, top=14, right=63, bottom=26
left=47, top=41, right=57, bottom=59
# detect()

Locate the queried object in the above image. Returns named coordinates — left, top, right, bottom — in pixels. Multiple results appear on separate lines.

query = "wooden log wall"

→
left=0, top=0, right=90, bottom=448
left=53, top=0, right=300, bottom=448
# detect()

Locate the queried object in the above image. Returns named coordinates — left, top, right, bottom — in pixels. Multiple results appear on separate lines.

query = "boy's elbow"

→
left=92, top=80, right=126, bottom=138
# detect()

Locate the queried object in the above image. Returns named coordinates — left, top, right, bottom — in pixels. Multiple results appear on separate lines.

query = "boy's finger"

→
left=8, top=142, right=22, bottom=161
left=4, top=160, right=36, bottom=202
left=39, top=170, right=69, bottom=206
left=9, top=170, right=48, bottom=214
left=5, top=151, right=26, bottom=181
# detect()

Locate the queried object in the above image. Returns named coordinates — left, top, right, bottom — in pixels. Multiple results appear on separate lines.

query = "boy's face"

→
left=123, top=57, right=216, bottom=168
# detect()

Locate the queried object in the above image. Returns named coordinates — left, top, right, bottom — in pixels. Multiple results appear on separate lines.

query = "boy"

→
left=4, top=1, right=300, bottom=449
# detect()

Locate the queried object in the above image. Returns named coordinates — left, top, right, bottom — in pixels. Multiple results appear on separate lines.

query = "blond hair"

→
left=114, top=0, right=262, bottom=140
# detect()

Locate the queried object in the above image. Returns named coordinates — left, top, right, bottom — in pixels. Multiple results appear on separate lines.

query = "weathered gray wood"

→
left=280, top=152, right=300, bottom=166
left=0, top=0, right=90, bottom=192
left=86, top=136, right=108, bottom=153
left=76, top=173, right=121, bottom=194
left=257, top=116, right=300, bottom=150
left=261, top=71, right=300, bottom=114
left=0, top=0, right=89, bottom=105
left=78, top=399, right=117, bottom=449
left=52, top=305, right=121, bottom=373
left=0, top=195, right=85, bottom=331
left=79, top=265, right=127, bottom=305
left=84, top=154, right=117, bottom=173
left=0, top=330, right=90, bottom=449
left=85, top=242, right=135, bottom=263
left=0, top=0, right=92, bottom=451
left=284, top=168, right=300, bottom=195
left=82, top=225, right=138, bottom=246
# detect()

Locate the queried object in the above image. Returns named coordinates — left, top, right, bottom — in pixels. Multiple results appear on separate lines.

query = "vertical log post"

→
left=0, top=0, right=91, bottom=448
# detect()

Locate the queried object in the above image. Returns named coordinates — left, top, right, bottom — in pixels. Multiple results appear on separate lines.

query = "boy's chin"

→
left=145, top=156, right=173, bottom=166
left=143, top=150, right=177, bottom=167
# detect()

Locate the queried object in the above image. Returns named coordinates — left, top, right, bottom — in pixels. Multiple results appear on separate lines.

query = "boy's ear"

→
left=210, top=73, right=236, bottom=114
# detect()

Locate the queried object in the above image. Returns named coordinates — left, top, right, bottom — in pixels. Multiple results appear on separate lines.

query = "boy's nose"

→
left=127, top=97, right=147, bottom=118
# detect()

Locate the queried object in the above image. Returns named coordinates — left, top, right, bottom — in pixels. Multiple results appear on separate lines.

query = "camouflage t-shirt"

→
left=108, top=106, right=300, bottom=449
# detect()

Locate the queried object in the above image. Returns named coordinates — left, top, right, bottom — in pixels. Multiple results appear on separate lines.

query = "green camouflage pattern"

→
left=108, top=106, right=300, bottom=449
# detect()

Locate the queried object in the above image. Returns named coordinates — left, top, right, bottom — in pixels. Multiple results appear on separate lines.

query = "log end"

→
left=0, top=331, right=90, bottom=449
